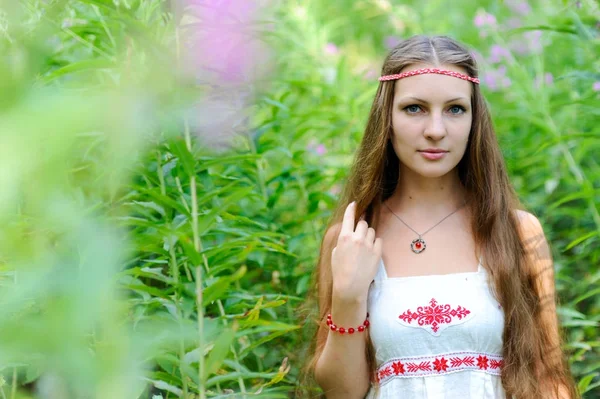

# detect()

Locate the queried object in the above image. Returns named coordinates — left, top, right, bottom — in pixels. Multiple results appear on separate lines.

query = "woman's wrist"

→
left=326, top=312, right=370, bottom=334
left=330, top=298, right=368, bottom=331
left=331, top=284, right=369, bottom=305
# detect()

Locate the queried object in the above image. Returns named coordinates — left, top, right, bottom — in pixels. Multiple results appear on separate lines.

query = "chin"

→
left=404, top=162, right=457, bottom=178
left=418, top=169, right=453, bottom=178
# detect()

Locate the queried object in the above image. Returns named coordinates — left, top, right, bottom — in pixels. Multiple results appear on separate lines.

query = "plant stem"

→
left=157, top=150, right=167, bottom=196
left=9, top=367, right=15, bottom=399
left=184, top=121, right=208, bottom=399
left=175, top=14, right=246, bottom=398
left=171, top=245, right=189, bottom=398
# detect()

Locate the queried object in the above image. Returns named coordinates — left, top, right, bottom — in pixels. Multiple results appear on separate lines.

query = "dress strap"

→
left=376, top=258, right=388, bottom=280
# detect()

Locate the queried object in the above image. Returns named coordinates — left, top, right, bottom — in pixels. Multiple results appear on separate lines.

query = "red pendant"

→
left=411, top=238, right=426, bottom=254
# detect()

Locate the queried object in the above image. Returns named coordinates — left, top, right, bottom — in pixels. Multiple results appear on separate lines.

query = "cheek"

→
left=392, top=115, right=420, bottom=139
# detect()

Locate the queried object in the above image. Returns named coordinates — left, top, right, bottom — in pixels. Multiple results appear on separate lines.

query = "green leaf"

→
left=146, top=378, right=183, bottom=397
left=548, top=189, right=600, bottom=210
left=238, top=329, right=291, bottom=358
left=204, top=325, right=237, bottom=379
left=205, top=371, right=278, bottom=388
left=563, top=231, right=599, bottom=251
left=202, top=266, right=247, bottom=306
left=570, top=288, right=600, bottom=306
left=41, top=59, right=115, bottom=83
left=168, top=138, right=196, bottom=177
left=197, top=186, right=254, bottom=236
left=577, top=373, right=597, bottom=393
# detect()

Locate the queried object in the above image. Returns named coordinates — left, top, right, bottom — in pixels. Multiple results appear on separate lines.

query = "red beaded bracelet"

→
left=326, top=312, right=370, bottom=334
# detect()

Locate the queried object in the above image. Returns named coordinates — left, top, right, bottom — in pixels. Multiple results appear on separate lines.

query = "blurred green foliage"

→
left=0, top=0, right=598, bottom=398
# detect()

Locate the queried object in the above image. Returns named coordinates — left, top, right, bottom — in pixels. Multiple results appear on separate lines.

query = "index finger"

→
left=340, top=201, right=356, bottom=235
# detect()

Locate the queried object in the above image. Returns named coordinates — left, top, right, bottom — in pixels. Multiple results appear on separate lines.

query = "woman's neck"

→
left=389, top=170, right=467, bottom=215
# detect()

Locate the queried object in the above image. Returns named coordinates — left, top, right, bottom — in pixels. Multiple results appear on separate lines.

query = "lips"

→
left=419, top=150, right=447, bottom=160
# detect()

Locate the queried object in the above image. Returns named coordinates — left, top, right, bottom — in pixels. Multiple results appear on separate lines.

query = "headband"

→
left=379, top=67, right=480, bottom=84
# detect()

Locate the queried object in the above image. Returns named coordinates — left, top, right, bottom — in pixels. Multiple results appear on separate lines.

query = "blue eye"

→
left=449, top=105, right=466, bottom=114
left=403, top=104, right=467, bottom=115
left=404, top=105, right=422, bottom=113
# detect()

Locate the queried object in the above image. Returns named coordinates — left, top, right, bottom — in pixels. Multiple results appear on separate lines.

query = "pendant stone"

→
left=411, top=238, right=426, bottom=254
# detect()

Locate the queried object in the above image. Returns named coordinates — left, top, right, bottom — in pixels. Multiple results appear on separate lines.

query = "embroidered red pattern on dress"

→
left=376, top=352, right=503, bottom=385
left=398, top=298, right=472, bottom=335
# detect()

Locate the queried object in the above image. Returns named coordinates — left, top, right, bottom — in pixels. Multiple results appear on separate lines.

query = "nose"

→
left=423, top=111, right=447, bottom=140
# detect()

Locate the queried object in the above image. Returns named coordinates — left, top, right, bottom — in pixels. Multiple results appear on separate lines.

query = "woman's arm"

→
left=516, top=210, right=578, bottom=399
left=313, top=223, right=372, bottom=399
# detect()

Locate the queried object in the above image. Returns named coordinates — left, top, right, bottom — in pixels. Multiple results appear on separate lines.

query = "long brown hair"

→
left=299, top=35, right=578, bottom=398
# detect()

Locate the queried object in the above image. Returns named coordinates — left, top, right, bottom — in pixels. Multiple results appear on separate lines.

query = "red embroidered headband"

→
left=379, top=68, right=480, bottom=84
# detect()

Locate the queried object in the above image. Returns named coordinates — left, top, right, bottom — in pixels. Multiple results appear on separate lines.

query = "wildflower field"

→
left=0, top=0, right=598, bottom=398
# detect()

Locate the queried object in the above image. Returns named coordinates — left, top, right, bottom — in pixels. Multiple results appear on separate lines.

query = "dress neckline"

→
left=380, top=256, right=484, bottom=281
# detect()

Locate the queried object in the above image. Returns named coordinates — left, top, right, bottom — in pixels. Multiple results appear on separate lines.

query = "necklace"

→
left=384, top=200, right=467, bottom=254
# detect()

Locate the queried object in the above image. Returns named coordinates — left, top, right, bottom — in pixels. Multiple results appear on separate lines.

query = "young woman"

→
left=305, top=35, right=578, bottom=398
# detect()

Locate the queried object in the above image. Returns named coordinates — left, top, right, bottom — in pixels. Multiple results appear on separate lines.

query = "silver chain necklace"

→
left=384, top=200, right=467, bottom=254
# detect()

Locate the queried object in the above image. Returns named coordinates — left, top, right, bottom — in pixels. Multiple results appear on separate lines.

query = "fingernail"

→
left=350, top=201, right=356, bottom=207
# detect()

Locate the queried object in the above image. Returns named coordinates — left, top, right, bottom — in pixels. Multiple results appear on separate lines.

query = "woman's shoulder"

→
left=512, top=209, right=545, bottom=238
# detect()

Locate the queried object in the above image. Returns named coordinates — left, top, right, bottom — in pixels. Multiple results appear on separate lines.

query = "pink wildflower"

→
left=506, top=0, right=531, bottom=16
left=384, top=36, right=401, bottom=49
left=482, top=66, right=512, bottom=92
left=324, top=43, right=339, bottom=56
left=534, top=72, right=554, bottom=89
left=488, top=45, right=511, bottom=64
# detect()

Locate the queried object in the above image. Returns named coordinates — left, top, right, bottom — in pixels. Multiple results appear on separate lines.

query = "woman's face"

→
left=390, top=63, right=473, bottom=179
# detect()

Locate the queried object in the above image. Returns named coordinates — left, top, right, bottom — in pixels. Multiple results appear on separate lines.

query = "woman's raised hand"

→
left=331, top=201, right=383, bottom=304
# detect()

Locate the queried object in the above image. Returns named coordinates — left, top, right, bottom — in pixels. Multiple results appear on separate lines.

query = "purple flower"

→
left=506, top=0, right=531, bottom=16
left=324, top=43, right=339, bottom=56
left=483, top=74, right=498, bottom=90
left=524, top=30, right=543, bottom=54
left=474, top=10, right=498, bottom=27
left=177, top=0, right=274, bottom=150
left=486, top=13, right=497, bottom=25
left=474, top=14, right=487, bottom=28
left=179, top=0, right=272, bottom=85
left=488, top=45, right=511, bottom=64
left=506, top=17, right=523, bottom=29
left=363, top=67, right=378, bottom=80
left=329, top=183, right=342, bottom=196
left=307, top=139, right=327, bottom=155
left=593, top=81, right=600, bottom=91
left=481, top=66, right=512, bottom=92
left=508, top=30, right=543, bottom=55
left=534, top=72, right=554, bottom=89
left=384, top=36, right=401, bottom=49
left=474, top=10, right=497, bottom=37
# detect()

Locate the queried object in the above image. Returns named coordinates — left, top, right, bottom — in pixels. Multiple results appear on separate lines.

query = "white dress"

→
left=365, top=256, right=506, bottom=398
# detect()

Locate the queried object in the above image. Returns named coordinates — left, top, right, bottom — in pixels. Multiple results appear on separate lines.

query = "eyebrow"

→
left=398, top=96, right=470, bottom=103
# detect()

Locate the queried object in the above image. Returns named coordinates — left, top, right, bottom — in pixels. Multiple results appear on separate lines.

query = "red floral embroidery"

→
left=477, top=355, right=489, bottom=370
left=392, top=361, right=405, bottom=375
left=376, top=352, right=503, bottom=385
left=398, top=298, right=471, bottom=334
left=433, top=357, right=448, bottom=372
